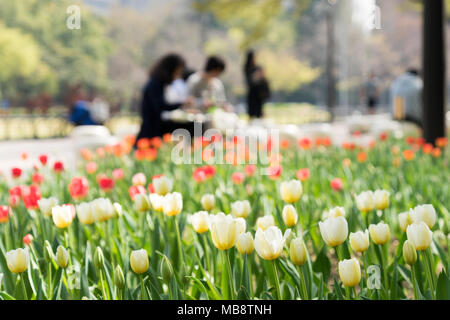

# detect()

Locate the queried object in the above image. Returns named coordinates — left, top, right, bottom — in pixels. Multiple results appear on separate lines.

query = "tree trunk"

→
left=326, top=9, right=337, bottom=118
left=423, top=0, right=446, bottom=144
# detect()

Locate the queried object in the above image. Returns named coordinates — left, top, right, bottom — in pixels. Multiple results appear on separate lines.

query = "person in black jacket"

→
left=244, top=50, right=271, bottom=119
left=136, top=53, right=186, bottom=141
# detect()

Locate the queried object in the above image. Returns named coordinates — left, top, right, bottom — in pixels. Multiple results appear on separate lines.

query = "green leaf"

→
left=0, top=291, right=16, bottom=300
left=436, top=271, right=450, bottom=300
left=313, top=246, right=331, bottom=283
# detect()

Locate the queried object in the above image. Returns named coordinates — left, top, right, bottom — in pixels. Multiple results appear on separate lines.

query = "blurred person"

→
left=135, top=53, right=186, bottom=141
left=165, top=68, right=195, bottom=105
left=69, top=87, right=97, bottom=126
left=390, top=69, right=423, bottom=128
left=187, top=56, right=232, bottom=112
left=363, top=72, right=380, bottom=114
left=89, top=96, right=110, bottom=125
left=244, top=50, right=271, bottom=119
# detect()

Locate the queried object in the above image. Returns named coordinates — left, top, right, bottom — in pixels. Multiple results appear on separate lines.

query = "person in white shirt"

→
left=186, top=56, right=232, bottom=113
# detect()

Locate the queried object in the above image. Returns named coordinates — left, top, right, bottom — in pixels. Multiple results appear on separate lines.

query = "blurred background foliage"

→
left=0, top=0, right=449, bottom=113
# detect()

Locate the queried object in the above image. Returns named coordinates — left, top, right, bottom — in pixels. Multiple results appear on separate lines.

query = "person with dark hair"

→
left=136, top=53, right=186, bottom=141
left=187, top=55, right=231, bottom=112
left=363, top=72, right=380, bottom=114
left=68, top=86, right=97, bottom=126
left=244, top=50, right=271, bottom=119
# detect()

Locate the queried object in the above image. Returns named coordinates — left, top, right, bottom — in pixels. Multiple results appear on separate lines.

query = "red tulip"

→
left=98, top=176, right=115, bottom=192
left=267, top=165, right=282, bottom=180
left=53, top=161, right=64, bottom=173
left=296, top=168, right=310, bottom=181
left=11, top=167, right=22, bottom=179
left=244, top=164, right=257, bottom=177
left=148, top=183, right=155, bottom=193
left=193, top=168, right=207, bottom=183
left=0, top=205, right=11, bottom=223
left=232, top=172, right=245, bottom=185
left=68, top=177, right=89, bottom=200
left=39, top=154, right=48, bottom=166
left=22, top=185, right=41, bottom=210
left=112, top=168, right=124, bottom=180
left=9, top=195, right=20, bottom=208
left=128, top=185, right=146, bottom=200
left=32, top=172, right=44, bottom=185
left=86, top=162, right=98, bottom=174
left=23, top=234, right=33, bottom=245
left=330, top=178, right=343, bottom=191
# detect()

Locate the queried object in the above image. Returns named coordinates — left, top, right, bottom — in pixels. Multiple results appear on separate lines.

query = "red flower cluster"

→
left=129, top=185, right=146, bottom=200
left=193, top=166, right=216, bottom=183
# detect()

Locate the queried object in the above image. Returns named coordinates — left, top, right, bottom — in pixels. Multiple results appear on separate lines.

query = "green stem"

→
left=47, top=262, right=52, bottom=299
left=174, top=217, right=184, bottom=268
left=362, top=251, right=369, bottom=292
left=422, top=251, right=436, bottom=299
left=411, top=265, right=419, bottom=300
left=345, top=286, right=352, bottom=300
left=225, top=250, right=235, bottom=300
left=140, top=274, right=145, bottom=300
left=299, top=266, right=309, bottom=300
left=20, top=274, right=28, bottom=300
left=99, top=269, right=108, bottom=300
left=272, top=260, right=281, bottom=300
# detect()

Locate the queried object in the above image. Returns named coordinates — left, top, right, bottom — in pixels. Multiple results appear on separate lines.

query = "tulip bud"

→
left=328, top=206, right=346, bottom=218
left=319, top=216, right=348, bottom=247
left=356, top=191, right=375, bottom=213
left=338, top=258, right=361, bottom=287
left=44, top=240, right=53, bottom=263
left=256, top=215, right=275, bottom=231
left=254, top=227, right=290, bottom=260
left=134, top=193, right=151, bottom=213
left=403, top=240, right=417, bottom=265
left=411, top=204, right=436, bottom=229
left=113, top=202, right=123, bottom=218
left=398, top=211, right=412, bottom=232
left=160, top=256, right=174, bottom=284
left=231, top=200, right=251, bottom=218
left=162, top=192, right=183, bottom=217
left=406, top=222, right=433, bottom=251
left=236, top=232, right=254, bottom=255
left=114, top=265, right=125, bottom=289
left=130, top=249, right=149, bottom=274
left=374, top=190, right=390, bottom=210
left=369, top=222, right=391, bottom=245
left=290, top=238, right=307, bottom=266
left=349, top=230, right=369, bottom=253
left=56, top=245, right=69, bottom=268
left=201, top=194, right=215, bottom=211
left=280, top=180, right=302, bottom=204
left=6, top=248, right=29, bottom=274
left=282, top=204, right=298, bottom=227
left=189, top=211, right=210, bottom=234
left=94, top=247, right=104, bottom=269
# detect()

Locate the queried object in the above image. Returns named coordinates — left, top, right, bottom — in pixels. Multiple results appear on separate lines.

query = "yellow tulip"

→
left=190, top=211, right=210, bottom=234
left=369, top=222, right=391, bottom=245
left=130, top=249, right=149, bottom=274
left=338, top=258, right=361, bottom=287
left=209, top=212, right=240, bottom=250
left=398, top=211, right=412, bottom=232
left=356, top=191, right=375, bottom=213
left=231, top=200, right=251, bottom=218
left=38, top=197, right=58, bottom=217
left=149, top=193, right=164, bottom=212
left=52, top=205, right=73, bottom=229
left=374, top=190, right=390, bottom=210
left=280, top=180, right=302, bottom=203
left=328, top=206, right=346, bottom=218
left=350, top=230, right=369, bottom=253
left=153, top=176, right=173, bottom=196
left=256, top=215, right=275, bottom=231
left=402, top=240, right=417, bottom=265
left=406, top=222, right=433, bottom=251
left=254, top=226, right=290, bottom=260
left=290, top=237, right=307, bottom=266
left=236, top=232, right=254, bottom=255
left=134, top=194, right=151, bottom=213
left=76, top=202, right=95, bottom=225
left=319, top=216, right=348, bottom=247
left=282, top=204, right=298, bottom=227
left=411, top=204, right=436, bottom=229
left=201, top=194, right=215, bottom=211
left=162, top=192, right=183, bottom=217
left=6, top=248, right=29, bottom=274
